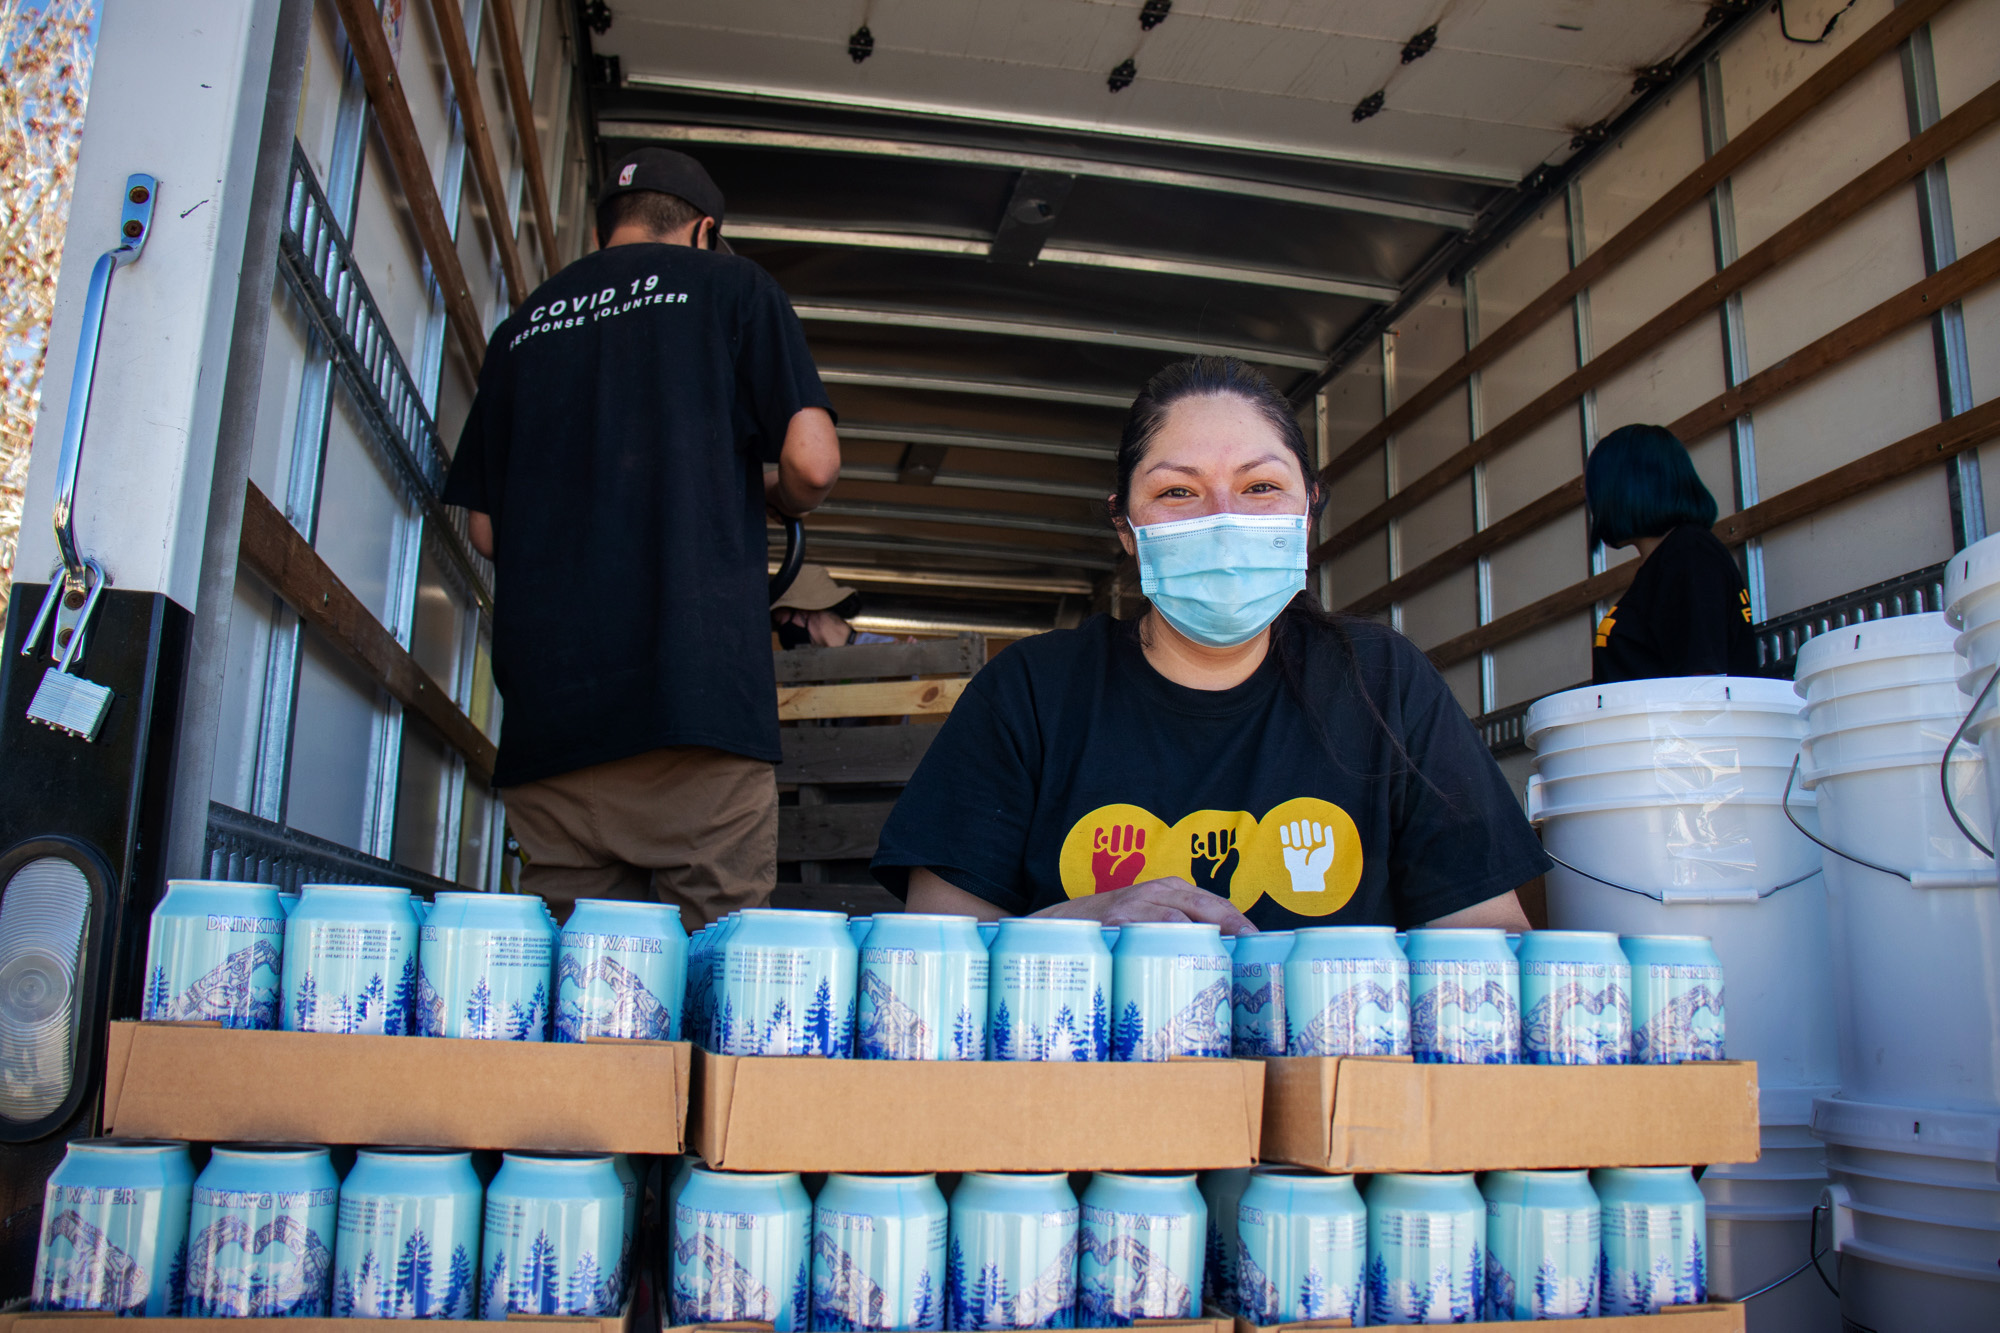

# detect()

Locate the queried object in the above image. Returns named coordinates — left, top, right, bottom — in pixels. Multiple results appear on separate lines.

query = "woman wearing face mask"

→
left=869, top=358, right=1545, bottom=932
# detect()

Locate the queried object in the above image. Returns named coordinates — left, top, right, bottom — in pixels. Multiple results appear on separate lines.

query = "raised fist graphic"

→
left=1189, top=828, right=1240, bottom=893
left=1091, top=824, right=1147, bottom=893
left=1279, top=819, right=1337, bottom=894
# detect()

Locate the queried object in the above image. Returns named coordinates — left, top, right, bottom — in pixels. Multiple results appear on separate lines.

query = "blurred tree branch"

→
left=0, top=0, right=94, bottom=615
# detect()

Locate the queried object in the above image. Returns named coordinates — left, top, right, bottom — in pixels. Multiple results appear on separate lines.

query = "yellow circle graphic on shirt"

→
left=1167, top=809, right=1263, bottom=909
left=1237, top=796, right=1364, bottom=916
left=1058, top=805, right=1173, bottom=899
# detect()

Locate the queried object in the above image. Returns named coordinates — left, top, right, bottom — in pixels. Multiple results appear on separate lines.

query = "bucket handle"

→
left=1941, top=663, right=1999, bottom=858
left=1780, top=755, right=1997, bottom=885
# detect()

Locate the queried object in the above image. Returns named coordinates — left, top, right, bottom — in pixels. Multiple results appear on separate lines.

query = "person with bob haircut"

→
left=870, top=357, right=1548, bottom=933
left=1584, top=423, right=1756, bottom=683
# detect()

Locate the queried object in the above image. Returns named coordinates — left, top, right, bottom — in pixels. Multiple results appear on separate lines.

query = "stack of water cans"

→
left=142, top=883, right=691, bottom=1045
left=30, top=1137, right=638, bottom=1320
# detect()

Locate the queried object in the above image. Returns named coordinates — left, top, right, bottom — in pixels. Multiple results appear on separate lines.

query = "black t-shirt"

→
left=871, top=613, right=1550, bottom=927
left=441, top=244, right=833, bottom=786
left=1593, top=525, right=1758, bottom=684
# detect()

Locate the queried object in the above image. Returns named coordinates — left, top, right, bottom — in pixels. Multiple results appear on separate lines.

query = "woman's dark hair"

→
left=1114, top=357, right=1436, bottom=792
left=1584, top=424, right=1719, bottom=548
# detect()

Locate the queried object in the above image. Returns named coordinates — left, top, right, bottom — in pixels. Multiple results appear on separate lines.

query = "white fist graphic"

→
left=1279, top=819, right=1337, bottom=893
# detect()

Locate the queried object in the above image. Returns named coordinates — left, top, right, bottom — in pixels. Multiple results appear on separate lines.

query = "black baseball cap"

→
left=600, top=147, right=726, bottom=223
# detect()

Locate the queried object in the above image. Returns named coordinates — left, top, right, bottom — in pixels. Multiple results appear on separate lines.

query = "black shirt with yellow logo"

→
left=1592, top=525, right=1758, bottom=685
left=872, top=613, right=1550, bottom=928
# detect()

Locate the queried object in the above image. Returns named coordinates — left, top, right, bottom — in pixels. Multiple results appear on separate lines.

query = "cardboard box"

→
left=692, top=1051, right=1265, bottom=1171
left=1227, top=1304, right=1742, bottom=1332
left=102, top=1021, right=690, bottom=1153
left=1259, top=1057, right=1759, bottom=1172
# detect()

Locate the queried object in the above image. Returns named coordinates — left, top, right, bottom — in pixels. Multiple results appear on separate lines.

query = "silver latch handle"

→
left=49, top=173, right=156, bottom=597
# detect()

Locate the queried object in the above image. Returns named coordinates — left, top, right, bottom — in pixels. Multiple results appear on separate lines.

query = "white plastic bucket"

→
left=1802, top=677, right=1967, bottom=733
left=1530, top=733, right=1805, bottom=783
left=1802, top=751, right=1991, bottom=877
left=1705, top=1212, right=1839, bottom=1332
left=1944, top=539, right=2000, bottom=846
left=1531, top=788, right=1821, bottom=900
left=1815, top=1094, right=2000, bottom=1331
left=1802, top=713, right=1972, bottom=770
left=1530, top=760, right=1800, bottom=808
left=1794, top=612, right=1964, bottom=702
left=1525, top=677, right=1805, bottom=755
left=1702, top=1122, right=1829, bottom=1217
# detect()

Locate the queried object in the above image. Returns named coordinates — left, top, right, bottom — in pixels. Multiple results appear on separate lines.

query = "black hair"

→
left=1114, top=357, right=1436, bottom=792
left=1584, top=424, right=1719, bottom=548
left=595, top=190, right=704, bottom=248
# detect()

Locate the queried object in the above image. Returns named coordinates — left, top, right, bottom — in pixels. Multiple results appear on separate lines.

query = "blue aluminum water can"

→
left=282, top=885, right=419, bottom=1034
left=1364, top=1172, right=1484, bottom=1325
left=858, top=913, right=989, bottom=1060
left=1111, top=923, right=1231, bottom=1061
left=33, top=1138, right=194, bottom=1315
left=1283, top=927, right=1409, bottom=1056
left=610, top=1155, right=637, bottom=1273
left=947, top=1172, right=1077, bottom=1331
left=987, top=919, right=1111, bottom=1062
left=333, top=1148, right=483, bottom=1318
left=671, top=1165, right=811, bottom=1329
left=1229, top=930, right=1292, bottom=1057
left=1078, top=1172, right=1203, bottom=1326
left=142, top=881, right=287, bottom=1029
left=556, top=899, right=688, bottom=1042
left=700, top=914, right=746, bottom=1050
left=418, top=893, right=555, bottom=1040
left=482, top=1152, right=626, bottom=1318
left=684, top=925, right=718, bottom=1048
left=1620, top=936, right=1725, bottom=1063
left=186, top=1144, right=340, bottom=1317
left=1406, top=928, right=1521, bottom=1064
left=1591, top=1167, right=1705, bottom=1315
left=849, top=917, right=875, bottom=950
left=665, top=1154, right=700, bottom=1255
left=812, top=1173, right=949, bottom=1331
left=1482, top=1169, right=1599, bottom=1320
left=1236, top=1170, right=1367, bottom=1326
left=278, top=891, right=299, bottom=918
left=713, top=909, right=857, bottom=1058
left=1197, top=1169, right=1251, bottom=1313
left=1518, top=931, right=1630, bottom=1065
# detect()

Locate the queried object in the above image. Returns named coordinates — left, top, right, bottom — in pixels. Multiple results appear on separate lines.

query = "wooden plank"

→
left=778, top=801, right=898, bottom=862
left=776, top=726, right=942, bottom=785
left=239, top=483, right=497, bottom=783
left=426, top=0, right=529, bottom=305
left=485, top=0, right=560, bottom=279
left=1427, top=394, right=2000, bottom=667
left=1316, top=75, right=2000, bottom=566
left=328, top=0, right=487, bottom=372
left=773, top=634, right=987, bottom=683
left=778, top=678, right=969, bottom=721
left=1339, top=232, right=2000, bottom=615
left=1314, top=0, right=1956, bottom=491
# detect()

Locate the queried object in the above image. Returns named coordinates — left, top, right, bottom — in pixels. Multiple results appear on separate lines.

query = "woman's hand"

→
left=1031, top=878, right=1258, bottom=935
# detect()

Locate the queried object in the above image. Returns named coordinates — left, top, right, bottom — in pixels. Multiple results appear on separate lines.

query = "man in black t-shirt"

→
left=441, top=149, right=839, bottom=927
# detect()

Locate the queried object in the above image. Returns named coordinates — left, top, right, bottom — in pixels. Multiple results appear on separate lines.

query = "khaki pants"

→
left=502, top=745, right=777, bottom=930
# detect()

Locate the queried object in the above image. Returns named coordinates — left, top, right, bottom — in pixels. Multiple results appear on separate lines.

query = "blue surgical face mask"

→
left=1132, top=511, right=1310, bottom=648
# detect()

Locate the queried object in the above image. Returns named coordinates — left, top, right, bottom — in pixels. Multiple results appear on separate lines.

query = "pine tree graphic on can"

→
left=1621, top=936, right=1725, bottom=1063
left=1592, top=1168, right=1705, bottom=1315
left=32, top=1139, right=195, bottom=1315
left=418, top=893, right=555, bottom=1040
left=1235, top=1171, right=1366, bottom=1326
left=1229, top=930, right=1292, bottom=1057
left=481, top=1153, right=627, bottom=1317
left=1364, top=1172, right=1484, bottom=1325
left=987, top=919, right=1111, bottom=1062
left=670, top=1167, right=812, bottom=1329
left=711, top=910, right=857, bottom=1057
left=1077, top=1173, right=1204, bottom=1327
left=556, top=900, right=688, bottom=1042
left=282, top=885, right=420, bottom=1034
left=1481, top=1169, right=1600, bottom=1319
left=947, top=1172, right=1078, bottom=1331
left=1519, top=931, right=1631, bottom=1065
left=811, top=1173, right=948, bottom=1331
left=1283, top=927, right=1409, bottom=1056
left=332, top=1149, right=482, bottom=1318
left=142, top=881, right=288, bottom=1030
left=857, top=914, right=989, bottom=1061
left=1406, top=929, right=1522, bottom=1064
left=185, top=1145, right=340, bottom=1317
left=1110, top=923, right=1232, bottom=1061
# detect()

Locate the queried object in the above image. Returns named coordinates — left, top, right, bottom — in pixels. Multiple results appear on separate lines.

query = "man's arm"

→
left=767, top=407, right=840, bottom=517
left=467, top=512, right=495, bottom=559
left=1426, top=887, right=1532, bottom=930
